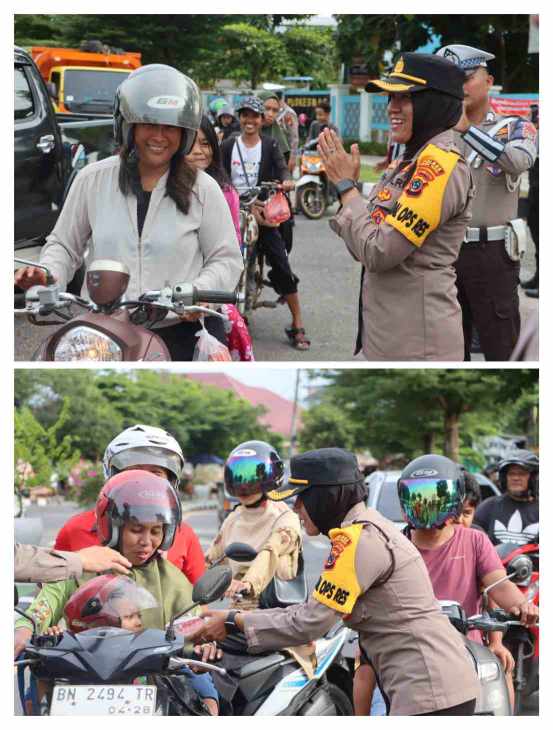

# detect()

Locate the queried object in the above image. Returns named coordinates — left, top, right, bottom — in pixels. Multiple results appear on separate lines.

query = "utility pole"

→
left=289, top=369, right=301, bottom=460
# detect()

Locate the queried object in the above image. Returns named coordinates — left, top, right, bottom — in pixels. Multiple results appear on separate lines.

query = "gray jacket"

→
left=40, top=156, right=243, bottom=304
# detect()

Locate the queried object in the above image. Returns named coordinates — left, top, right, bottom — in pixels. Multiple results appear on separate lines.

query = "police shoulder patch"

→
left=312, top=523, right=364, bottom=614
left=384, top=143, right=460, bottom=247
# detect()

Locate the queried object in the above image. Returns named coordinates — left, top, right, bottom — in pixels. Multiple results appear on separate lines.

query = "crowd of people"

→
left=14, top=39, right=538, bottom=362
left=15, top=422, right=539, bottom=715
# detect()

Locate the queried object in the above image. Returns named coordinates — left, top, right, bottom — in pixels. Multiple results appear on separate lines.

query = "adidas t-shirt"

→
left=231, top=138, right=261, bottom=194
left=473, top=495, right=539, bottom=546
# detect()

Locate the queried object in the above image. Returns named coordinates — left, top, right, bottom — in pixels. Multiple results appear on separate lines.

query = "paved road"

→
left=14, top=208, right=537, bottom=362
left=14, top=500, right=538, bottom=715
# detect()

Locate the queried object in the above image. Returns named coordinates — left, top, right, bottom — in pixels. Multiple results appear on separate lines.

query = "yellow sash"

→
left=385, top=143, right=460, bottom=247
left=312, top=523, right=364, bottom=614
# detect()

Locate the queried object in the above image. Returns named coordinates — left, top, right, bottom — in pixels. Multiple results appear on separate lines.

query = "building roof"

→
left=185, top=373, right=301, bottom=437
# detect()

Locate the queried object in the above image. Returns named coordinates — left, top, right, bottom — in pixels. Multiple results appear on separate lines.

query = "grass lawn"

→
left=359, top=164, right=381, bottom=183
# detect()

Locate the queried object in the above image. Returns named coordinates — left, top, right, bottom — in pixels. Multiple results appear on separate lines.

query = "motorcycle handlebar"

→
left=195, top=290, right=237, bottom=305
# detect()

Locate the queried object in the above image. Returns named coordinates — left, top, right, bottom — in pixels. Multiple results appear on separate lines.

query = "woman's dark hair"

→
left=118, top=127, right=197, bottom=215
left=316, top=102, right=331, bottom=114
left=196, top=115, right=233, bottom=191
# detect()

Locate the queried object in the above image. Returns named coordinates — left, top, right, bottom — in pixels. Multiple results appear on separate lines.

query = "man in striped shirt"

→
left=437, top=44, right=537, bottom=361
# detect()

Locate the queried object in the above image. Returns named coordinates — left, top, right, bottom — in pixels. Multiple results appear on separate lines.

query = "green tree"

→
left=14, top=14, right=313, bottom=87
left=217, top=23, right=289, bottom=88
left=334, top=14, right=431, bottom=75
left=281, top=27, right=339, bottom=87
left=15, top=370, right=123, bottom=460
left=299, top=402, right=357, bottom=451
left=308, top=369, right=538, bottom=463
left=14, top=401, right=79, bottom=489
left=334, top=14, right=537, bottom=92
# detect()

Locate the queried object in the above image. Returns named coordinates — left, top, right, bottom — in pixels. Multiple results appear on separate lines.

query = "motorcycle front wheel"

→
left=327, top=684, right=354, bottom=715
left=298, top=183, right=326, bottom=220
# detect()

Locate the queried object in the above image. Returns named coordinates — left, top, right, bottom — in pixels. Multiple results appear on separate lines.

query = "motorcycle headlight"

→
left=478, top=661, right=500, bottom=683
left=54, top=326, right=123, bottom=361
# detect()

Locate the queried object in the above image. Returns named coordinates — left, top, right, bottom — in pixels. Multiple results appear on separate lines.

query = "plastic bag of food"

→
left=193, top=319, right=232, bottom=361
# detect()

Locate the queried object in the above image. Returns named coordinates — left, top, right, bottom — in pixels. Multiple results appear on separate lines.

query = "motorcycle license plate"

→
left=50, top=684, right=157, bottom=715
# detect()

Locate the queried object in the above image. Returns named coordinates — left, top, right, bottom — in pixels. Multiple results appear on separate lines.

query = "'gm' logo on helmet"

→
left=138, top=490, right=163, bottom=499
left=411, top=468, right=439, bottom=477
left=147, top=95, right=185, bottom=110
left=233, top=449, right=257, bottom=457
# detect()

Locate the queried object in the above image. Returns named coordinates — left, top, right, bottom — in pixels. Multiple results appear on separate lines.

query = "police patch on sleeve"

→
left=312, top=523, right=364, bottom=614
left=384, top=143, right=460, bottom=247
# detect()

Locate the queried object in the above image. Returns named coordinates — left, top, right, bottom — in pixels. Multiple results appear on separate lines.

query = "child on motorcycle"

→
left=206, top=440, right=302, bottom=610
left=14, top=471, right=221, bottom=715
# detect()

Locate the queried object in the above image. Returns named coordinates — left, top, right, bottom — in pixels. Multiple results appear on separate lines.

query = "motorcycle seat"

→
left=234, top=652, right=289, bottom=680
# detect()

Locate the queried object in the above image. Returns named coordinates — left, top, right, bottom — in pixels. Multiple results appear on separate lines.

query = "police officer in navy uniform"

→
left=437, top=44, right=538, bottom=361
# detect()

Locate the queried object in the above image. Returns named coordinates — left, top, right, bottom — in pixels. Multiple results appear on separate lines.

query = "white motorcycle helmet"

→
left=103, top=424, right=185, bottom=488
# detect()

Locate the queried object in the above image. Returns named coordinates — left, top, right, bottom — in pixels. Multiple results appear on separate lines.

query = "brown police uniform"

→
left=454, top=110, right=537, bottom=360
left=331, top=129, right=473, bottom=360
left=14, top=543, right=83, bottom=583
left=242, top=502, right=479, bottom=715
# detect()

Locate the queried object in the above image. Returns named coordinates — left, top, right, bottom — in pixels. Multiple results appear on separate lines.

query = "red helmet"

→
left=95, top=469, right=182, bottom=551
left=64, top=575, right=157, bottom=633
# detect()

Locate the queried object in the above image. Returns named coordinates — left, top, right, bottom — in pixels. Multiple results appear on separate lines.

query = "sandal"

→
left=285, top=327, right=311, bottom=350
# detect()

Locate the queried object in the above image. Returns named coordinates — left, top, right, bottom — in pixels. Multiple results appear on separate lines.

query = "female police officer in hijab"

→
left=189, top=448, right=480, bottom=715
left=318, top=53, right=474, bottom=361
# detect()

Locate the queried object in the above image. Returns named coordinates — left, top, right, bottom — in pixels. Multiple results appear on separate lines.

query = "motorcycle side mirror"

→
left=192, top=565, right=233, bottom=605
left=508, top=555, right=533, bottom=584
left=14, top=258, right=55, bottom=286
left=86, top=260, right=130, bottom=306
left=14, top=585, right=19, bottom=608
left=224, top=542, right=258, bottom=563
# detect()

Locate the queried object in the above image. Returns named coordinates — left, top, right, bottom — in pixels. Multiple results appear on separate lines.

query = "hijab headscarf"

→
left=404, top=89, right=463, bottom=159
left=300, top=481, right=368, bottom=537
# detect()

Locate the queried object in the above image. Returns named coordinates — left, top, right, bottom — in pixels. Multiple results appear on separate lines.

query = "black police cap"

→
left=266, top=448, right=363, bottom=502
left=365, top=53, right=465, bottom=100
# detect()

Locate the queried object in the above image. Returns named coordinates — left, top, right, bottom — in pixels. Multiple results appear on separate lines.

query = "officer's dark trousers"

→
left=455, top=241, right=520, bottom=361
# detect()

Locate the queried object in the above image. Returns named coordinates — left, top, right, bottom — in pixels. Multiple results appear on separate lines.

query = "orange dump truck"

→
left=31, top=46, right=141, bottom=115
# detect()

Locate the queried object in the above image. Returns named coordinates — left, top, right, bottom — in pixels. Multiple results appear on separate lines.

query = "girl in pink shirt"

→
left=185, top=115, right=254, bottom=361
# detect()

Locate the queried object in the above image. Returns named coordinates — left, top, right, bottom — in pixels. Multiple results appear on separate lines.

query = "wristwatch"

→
left=224, top=610, right=242, bottom=635
left=335, top=178, right=357, bottom=199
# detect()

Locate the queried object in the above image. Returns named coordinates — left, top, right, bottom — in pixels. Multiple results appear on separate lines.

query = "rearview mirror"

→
left=225, top=542, right=258, bottom=563
left=192, top=565, right=232, bottom=605
left=508, top=555, right=533, bottom=584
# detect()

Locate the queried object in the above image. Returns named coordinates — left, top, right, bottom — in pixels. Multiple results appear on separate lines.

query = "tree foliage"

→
left=15, top=370, right=283, bottom=468
left=15, top=401, right=80, bottom=489
left=334, top=14, right=537, bottom=91
left=14, top=14, right=323, bottom=88
left=302, top=369, right=538, bottom=464
left=217, top=23, right=289, bottom=89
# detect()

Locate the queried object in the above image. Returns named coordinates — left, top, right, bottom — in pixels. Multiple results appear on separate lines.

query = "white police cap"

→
left=436, top=44, right=495, bottom=71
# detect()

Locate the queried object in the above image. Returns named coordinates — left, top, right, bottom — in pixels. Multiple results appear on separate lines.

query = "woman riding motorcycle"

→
left=14, top=470, right=220, bottom=714
left=55, top=424, right=206, bottom=585
left=15, top=64, right=243, bottom=361
left=206, top=440, right=302, bottom=611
